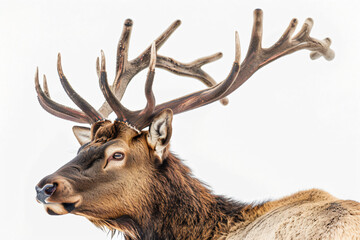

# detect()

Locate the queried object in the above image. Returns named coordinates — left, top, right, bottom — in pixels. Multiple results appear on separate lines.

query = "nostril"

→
left=36, top=183, right=57, bottom=204
left=35, top=186, right=41, bottom=194
left=43, top=183, right=57, bottom=196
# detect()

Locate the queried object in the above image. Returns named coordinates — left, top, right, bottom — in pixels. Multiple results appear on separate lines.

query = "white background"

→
left=0, top=0, right=359, bottom=239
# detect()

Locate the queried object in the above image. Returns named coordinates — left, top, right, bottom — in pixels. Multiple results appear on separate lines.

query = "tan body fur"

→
left=226, top=190, right=360, bottom=239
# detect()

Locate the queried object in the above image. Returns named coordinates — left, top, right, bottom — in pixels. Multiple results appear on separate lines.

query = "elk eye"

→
left=112, top=152, right=125, bottom=161
left=104, top=151, right=126, bottom=169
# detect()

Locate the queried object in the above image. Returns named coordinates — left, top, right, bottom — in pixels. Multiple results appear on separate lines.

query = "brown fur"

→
left=37, top=122, right=360, bottom=240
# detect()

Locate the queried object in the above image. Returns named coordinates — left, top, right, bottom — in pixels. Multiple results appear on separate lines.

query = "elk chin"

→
left=43, top=196, right=82, bottom=216
left=44, top=203, right=71, bottom=215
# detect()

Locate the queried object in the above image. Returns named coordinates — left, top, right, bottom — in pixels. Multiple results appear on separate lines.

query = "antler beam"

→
left=125, top=9, right=334, bottom=127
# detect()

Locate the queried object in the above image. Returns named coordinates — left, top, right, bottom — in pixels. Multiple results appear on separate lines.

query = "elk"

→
left=35, top=9, right=360, bottom=240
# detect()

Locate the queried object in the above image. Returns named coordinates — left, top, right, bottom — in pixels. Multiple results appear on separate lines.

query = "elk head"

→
left=35, top=9, right=334, bottom=238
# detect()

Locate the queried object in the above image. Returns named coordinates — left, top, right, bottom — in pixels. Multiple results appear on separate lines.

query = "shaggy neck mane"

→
left=90, top=153, right=267, bottom=240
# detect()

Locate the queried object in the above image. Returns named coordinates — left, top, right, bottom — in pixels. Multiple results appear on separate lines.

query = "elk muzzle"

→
left=35, top=175, right=81, bottom=215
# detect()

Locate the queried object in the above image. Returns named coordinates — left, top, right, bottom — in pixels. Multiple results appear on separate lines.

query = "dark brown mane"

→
left=89, top=152, right=260, bottom=240
left=89, top=215, right=142, bottom=240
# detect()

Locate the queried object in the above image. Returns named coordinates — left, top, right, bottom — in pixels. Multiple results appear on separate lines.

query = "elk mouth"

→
left=44, top=202, right=78, bottom=215
left=38, top=199, right=81, bottom=216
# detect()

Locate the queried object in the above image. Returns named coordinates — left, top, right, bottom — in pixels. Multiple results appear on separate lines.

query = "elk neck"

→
left=96, top=152, right=268, bottom=240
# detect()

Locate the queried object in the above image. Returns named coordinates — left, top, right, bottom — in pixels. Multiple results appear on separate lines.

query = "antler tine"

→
left=98, top=19, right=228, bottom=118
left=96, top=57, right=100, bottom=79
left=149, top=42, right=157, bottom=72
left=235, top=31, right=241, bottom=68
left=247, top=9, right=263, bottom=55
left=35, top=68, right=90, bottom=123
left=141, top=42, right=156, bottom=115
left=98, top=51, right=137, bottom=122
left=281, top=18, right=299, bottom=42
left=113, top=19, right=133, bottom=84
left=57, top=53, right=104, bottom=123
left=42, top=74, right=50, bottom=97
left=136, top=42, right=157, bottom=129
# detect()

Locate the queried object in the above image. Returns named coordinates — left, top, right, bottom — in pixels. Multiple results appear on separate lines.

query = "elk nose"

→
left=36, top=183, right=57, bottom=204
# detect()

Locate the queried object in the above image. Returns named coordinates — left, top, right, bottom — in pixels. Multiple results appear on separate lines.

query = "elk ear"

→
left=147, top=109, right=173, bottom=161
left=72, top=126, right=91, bottom=145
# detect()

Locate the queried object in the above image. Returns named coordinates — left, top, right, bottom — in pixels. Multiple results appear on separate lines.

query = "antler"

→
left=97, top=19, right=228, bottom=118
left=115, top=9, right=334, bottom=128
left=35, top=19, right=227, bottom=124
left=35, top=9, right=334, bottom=131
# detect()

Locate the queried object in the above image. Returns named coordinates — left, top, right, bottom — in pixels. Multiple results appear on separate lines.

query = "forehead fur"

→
left=90, top=121, right=140, bottom=143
